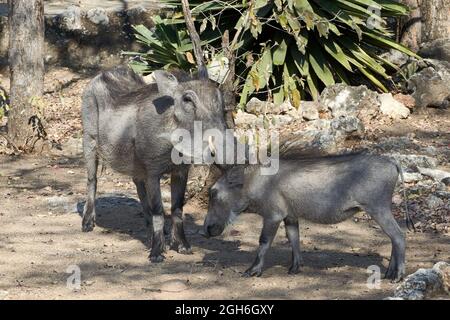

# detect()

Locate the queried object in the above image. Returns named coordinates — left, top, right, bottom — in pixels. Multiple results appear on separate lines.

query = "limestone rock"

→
left=392, top=262, right=450, bottom=300
left=379, top=93, right=410, bottom=119
left=245, top=97, right=275, bottom=115
left=417, top=167, right=450, bottom=182
left=387, top=153, right=439, bottom=170
left=301, top=101, right=320, bottom=120
left=320, top=84, right=379, bottom=118
left=407, top=59, right=450, bottom=109
left=425, top=194, right=445, bottom=209
left=234, top=109, right=260, bottom=127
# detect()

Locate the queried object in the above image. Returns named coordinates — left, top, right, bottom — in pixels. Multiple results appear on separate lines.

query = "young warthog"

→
left=81, top=66, right=227, bottom=262
left=202, top=152, right=413, bottom=281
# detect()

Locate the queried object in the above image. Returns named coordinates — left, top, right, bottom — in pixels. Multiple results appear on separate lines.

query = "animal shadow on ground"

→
left=76, top=196, right=384, bottom=275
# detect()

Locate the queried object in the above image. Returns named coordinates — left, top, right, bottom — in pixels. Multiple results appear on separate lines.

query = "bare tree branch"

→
left=181, top=0, right=208, bottom=79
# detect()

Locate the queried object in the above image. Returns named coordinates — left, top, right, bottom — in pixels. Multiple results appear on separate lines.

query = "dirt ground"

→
left=0, top=70, right=449, bottom=300
left=0, top=152, right=449, bottom=300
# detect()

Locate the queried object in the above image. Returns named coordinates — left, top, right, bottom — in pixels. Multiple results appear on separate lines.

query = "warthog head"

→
left=202, top=166, right=248, bottom=237
left=167, top=77, right=230, bottom=164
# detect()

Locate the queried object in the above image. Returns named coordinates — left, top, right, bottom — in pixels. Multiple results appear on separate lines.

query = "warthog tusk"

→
left=208, top=136, right=217, bottom=156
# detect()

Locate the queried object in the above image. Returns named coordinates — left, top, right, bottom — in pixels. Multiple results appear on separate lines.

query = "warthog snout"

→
left=202, top=223, right=224, bottom=238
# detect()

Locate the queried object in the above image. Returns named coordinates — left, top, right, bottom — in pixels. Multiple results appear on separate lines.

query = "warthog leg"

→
left=170, top=166, right=192, bottom=254
left=284, top=217, right=301, bottom=274
left=145, top=177, right=166, bottom=263
left=243, top=217, right=282, bottom=277
left=82, top=135, right=98, bottom=232
left=133, top=178, right=153, bottom=244
left=367, top=205, right=406, bottom=282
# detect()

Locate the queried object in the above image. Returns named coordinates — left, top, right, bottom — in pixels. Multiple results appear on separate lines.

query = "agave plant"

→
left=126, top=0, right=418, bottom=107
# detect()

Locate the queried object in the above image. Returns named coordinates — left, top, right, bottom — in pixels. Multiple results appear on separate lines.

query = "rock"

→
left=435, top=262, right=450, bottom=294
left=331, top=116, right=364, bottom=137
left=380, top=49, right=409, bottom=67
left=407, top=60, right=450, bottom=109
left=417, top=167, right=450, bottom=182
left=393, top=93, right=415, bottom=109
left=387, top=153, right=439, bottom=170
left=245, top=97, right=275, bottom=115
left=379, top=93, right=411, bottom=119
left=234, top=109, right=260, bottom=127
left=272, top=114, right=294, bottom=127
left=320, top=84, right=379, bottom=118
left=1, top=5, right=158, bottom=71
left=86, top=8, right=109, bottom=25
left=301, top=101, right=320, bottom=120
left=403, top=172, right=423, bottom=183
left=425, top=194, right=445, bottom=209
left=419, top=38, right=450, bottom=63
left=279, top=101, right=295, bottom=114
left=392, top=262, right=450, bottom=300
left=377, top=136, right=419, bottom=152
left=59, top=5, right=83, bottom=32
left=421, top=146, right=438, bottom=156
left=305, top=119, right=332, bottom=131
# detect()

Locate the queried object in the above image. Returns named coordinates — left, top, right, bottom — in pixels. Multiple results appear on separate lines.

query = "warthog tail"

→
left=395, top=161, right=416, bottom=232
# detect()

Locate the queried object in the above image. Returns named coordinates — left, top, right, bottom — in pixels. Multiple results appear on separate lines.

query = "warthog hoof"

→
left=150, top=254, right=165, bottom=263
left=384, top=268, right=404, bottom=283
left=288, top=264, right=301, bottom=275
left=384, top=262, right=405, bottom=282
left=177, top=244, right=193, bottom=255
left=81, top=218, right=95, bottom=232
left=242, top=267, right=263, bottom=278
left=170, top=240, right=193, bottom=255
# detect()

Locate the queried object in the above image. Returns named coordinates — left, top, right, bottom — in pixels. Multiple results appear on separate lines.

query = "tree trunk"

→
left=7, top=0, right=44, bottom=151
left=399, top=0, right=450, bottom=51
left=398, top=0, right=422, bottom=51
left=420, top=0, right=450, bottom=42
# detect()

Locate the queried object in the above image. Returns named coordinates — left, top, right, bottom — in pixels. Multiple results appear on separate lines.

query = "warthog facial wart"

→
left=170, top=121, right=279, bottom=175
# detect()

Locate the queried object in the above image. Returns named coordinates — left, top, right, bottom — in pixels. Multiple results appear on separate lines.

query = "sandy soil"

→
left=0, top=150, right=449, bottom=300
left=1, top=68, right=449, bottom=300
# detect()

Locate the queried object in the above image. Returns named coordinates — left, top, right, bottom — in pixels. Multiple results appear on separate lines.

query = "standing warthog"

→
left=81, top=66, right=227, bottom=262
left=202, top=152, right=414, bottom=281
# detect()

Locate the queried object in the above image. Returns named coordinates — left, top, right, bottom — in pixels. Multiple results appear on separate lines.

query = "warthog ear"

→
left=174, top=90, right=199, bottom=122
left=181, top=90, right=200, bottom=112
left=153, top=70, right=178, bottom=96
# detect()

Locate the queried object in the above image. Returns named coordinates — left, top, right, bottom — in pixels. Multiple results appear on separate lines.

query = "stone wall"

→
left=0, top=3, right=160, bottom=73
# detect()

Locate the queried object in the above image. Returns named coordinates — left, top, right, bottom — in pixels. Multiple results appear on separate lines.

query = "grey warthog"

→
left=81, top=66, right=227, bottom=262
left=202, top=152, right=414, bottom=281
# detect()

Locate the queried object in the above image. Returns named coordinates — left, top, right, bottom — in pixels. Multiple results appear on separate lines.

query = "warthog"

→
left=81, top=66, right=227, bottom=262
left=202, top=152, right=414, bottom=281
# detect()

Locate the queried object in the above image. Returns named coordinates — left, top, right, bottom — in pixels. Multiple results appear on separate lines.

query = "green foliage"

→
left=126, top=0, right=418, bottom=106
